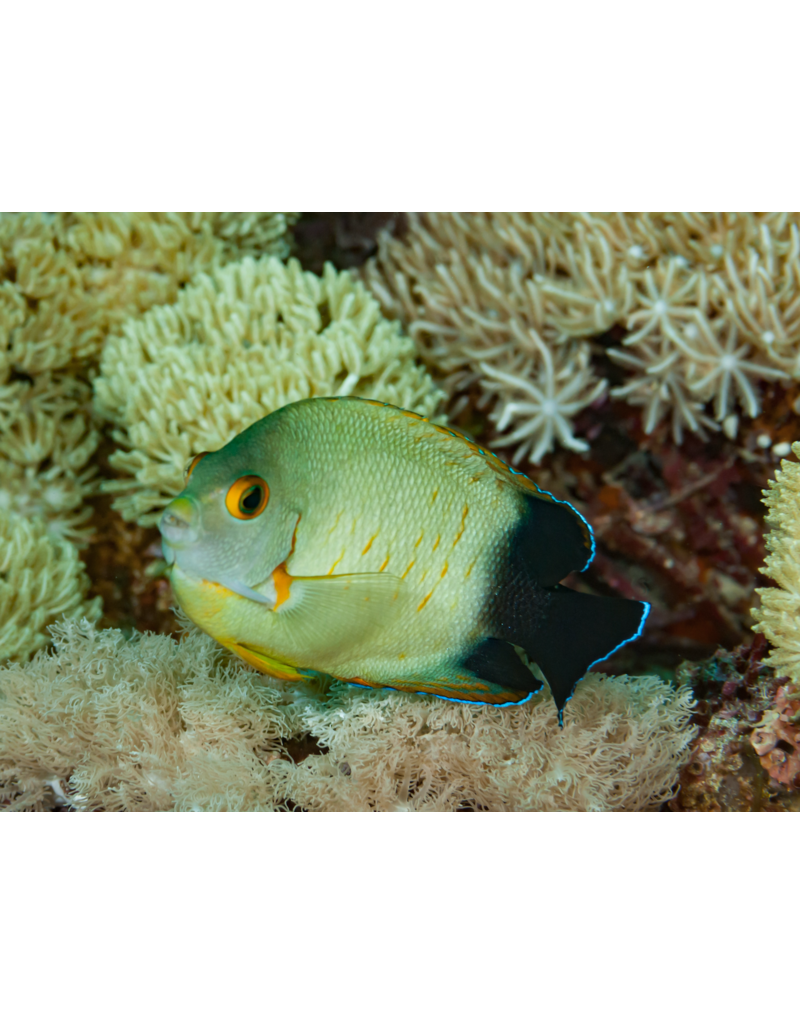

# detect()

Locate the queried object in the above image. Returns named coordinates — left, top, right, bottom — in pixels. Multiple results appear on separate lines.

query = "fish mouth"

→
left=159, top=496, right=200, bottom=548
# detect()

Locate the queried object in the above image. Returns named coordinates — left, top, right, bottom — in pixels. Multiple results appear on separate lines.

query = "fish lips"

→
left=159, top=496, right=200, bottom=548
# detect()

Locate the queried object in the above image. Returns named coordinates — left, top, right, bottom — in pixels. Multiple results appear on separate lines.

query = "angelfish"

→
left=159, top=397, right=649, bottom=726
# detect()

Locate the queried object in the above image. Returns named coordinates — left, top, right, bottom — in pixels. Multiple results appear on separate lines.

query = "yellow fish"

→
left=159, top=397, right=648, bottom=725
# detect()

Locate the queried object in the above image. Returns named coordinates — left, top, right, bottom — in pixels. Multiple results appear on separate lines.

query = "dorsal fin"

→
left=511, top=489, right=594, bottom=585
left=401, top=412, right=595, bottom=579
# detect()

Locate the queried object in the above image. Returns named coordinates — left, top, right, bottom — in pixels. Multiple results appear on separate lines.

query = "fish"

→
left=159, top=397, right=649, bottom=726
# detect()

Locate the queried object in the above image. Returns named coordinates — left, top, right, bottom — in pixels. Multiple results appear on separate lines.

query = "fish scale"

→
left=284, top=404, right=510, bottom=657
left=160, top=397, right=649, bottom=724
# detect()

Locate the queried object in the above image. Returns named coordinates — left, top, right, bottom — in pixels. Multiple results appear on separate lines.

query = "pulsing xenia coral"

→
left=0, top=619, right=696, bottom=811
left=94, top=256, right=445, bottom=525
left=363, top=213, right=798, bottom=459
left=0, top=509, right=101, bottom=663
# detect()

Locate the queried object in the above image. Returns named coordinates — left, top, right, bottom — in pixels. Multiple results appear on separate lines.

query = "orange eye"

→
left=225, top=476, right=269, bottom=519
left=185, top=451, right=210, bottom=482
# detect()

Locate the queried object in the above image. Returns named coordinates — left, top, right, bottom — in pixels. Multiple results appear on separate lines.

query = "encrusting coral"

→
left=363, top=213, right=798, bottom=462
left=0, top=510, right=101, bottom=663
left=750, top=685, right=800, bottom=791
left=0, top=619, right=696, bottom=811
left=94, top=255, right=445, bottom=525
left=670, top=638, right=800, bottom=809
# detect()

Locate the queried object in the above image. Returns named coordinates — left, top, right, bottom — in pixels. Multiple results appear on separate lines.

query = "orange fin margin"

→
left=227, top=640, right=306, bottom=681
left=340, top=670, right=534, bottom=706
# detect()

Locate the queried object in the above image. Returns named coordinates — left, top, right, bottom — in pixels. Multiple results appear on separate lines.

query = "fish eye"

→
left=185, top=451, right=210, bottom=482
left=225, top=475, right=269, bottom=520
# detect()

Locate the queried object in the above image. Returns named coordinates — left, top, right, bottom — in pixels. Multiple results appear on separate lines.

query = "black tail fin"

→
left=509, top=585, right=649, bottom=726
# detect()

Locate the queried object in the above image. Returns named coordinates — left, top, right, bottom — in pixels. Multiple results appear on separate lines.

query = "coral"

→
left=188, top=213, right=298, bottom=261
left=750, top=685, right=800, bottom=789
left=752, top=441, right=800, bottom=683
left=271, top=671, right=696, bottom=812
left=669, top=638, right=800, bottom=810
left=0, top=212, right=297, bottom=379
left=363, top=213, right=798, bottom=459
left=0, top=509, right=101, bottom=663
left=94, top=256, right=445, bottom=525
left=478, top=340, right=605, bottom=463
left=0, top=620, right=289, bottom=811
left=0, top=212, right=298, bottom=546
left=0, top=373, right=100, bottom=542
left=0, top=619, right=696, bottom=812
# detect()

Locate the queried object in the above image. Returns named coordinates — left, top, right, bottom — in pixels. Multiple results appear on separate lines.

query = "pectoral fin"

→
left=272, top=572, right=405, bottom=659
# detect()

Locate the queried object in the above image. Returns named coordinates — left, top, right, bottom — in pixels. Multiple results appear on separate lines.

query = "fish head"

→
left=159, top=434, right=299, bottom=603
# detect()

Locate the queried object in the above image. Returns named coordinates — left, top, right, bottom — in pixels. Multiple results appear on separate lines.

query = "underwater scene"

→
left=1, top=211, right=798, bottom=812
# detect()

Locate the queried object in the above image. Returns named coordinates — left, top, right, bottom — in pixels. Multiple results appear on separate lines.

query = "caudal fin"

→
left=518, top=585, right=649, bottom=724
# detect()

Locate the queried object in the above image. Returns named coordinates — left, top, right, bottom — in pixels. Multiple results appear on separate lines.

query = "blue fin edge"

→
left=554, top=599, right=652, bottom=727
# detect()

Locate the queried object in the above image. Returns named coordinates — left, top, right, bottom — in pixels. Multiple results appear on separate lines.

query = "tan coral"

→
left=94, top=256, right=445, bottom=525
left=0, top=374, right=100, bottom=543
left=0, top=213, right=298, bottom=544
left=478, top=340, right=606, bottom=463
left=0, top=618, right=696, bottom=811
left=0, top=509, right=101, bottom=663
left=273, top=671, right=697, bottom=812
left=364, top=213, right=800, bottom=458
left=0, top=620, right=290, bottom=811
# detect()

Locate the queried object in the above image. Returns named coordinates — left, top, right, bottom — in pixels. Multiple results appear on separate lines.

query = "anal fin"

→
left=362, top=642, right=540, bottom=707
left=228, top=640, right=306, bottom=681
left=460, top=638, right=544, bottom=697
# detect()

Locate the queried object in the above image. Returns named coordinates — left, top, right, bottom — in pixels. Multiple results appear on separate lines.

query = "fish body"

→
left=160, top=398, right=649, bottom=723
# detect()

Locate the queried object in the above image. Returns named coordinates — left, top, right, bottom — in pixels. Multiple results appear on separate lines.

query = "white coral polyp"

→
left=364, top=213, right=800, bottom=448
